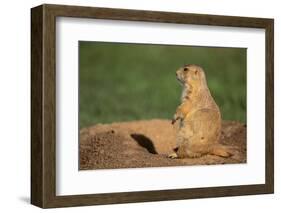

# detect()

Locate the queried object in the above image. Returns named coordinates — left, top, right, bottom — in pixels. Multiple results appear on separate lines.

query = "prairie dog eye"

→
left=183, top=67, right=188, bottom=71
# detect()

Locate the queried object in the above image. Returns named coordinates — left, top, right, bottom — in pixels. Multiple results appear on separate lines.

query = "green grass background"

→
left=79, top=41, right=246, bottom=128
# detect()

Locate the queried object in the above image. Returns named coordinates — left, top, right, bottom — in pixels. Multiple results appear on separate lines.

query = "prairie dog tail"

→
left=210, top=144, right=232, bottom=158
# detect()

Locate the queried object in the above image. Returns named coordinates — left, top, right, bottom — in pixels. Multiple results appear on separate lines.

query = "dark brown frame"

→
left=31, top=4, right=274, bottom=208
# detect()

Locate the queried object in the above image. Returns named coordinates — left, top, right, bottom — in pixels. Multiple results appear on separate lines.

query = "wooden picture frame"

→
left=31, top=4, right=274, bottom=208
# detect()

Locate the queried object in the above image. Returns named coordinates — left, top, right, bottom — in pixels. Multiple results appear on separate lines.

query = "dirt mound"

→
left=80, top=119, right=246, bottom=170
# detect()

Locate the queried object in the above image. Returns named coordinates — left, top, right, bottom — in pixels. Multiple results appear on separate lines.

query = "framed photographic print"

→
left=31, top=4, right=274, bottom=208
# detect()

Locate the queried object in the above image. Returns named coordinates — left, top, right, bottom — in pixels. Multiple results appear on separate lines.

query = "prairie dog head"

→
left=176, top=64, right=207, bottom=88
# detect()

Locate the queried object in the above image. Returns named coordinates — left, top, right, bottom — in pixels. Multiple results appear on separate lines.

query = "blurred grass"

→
left=79, top=41, right=246, bottom=128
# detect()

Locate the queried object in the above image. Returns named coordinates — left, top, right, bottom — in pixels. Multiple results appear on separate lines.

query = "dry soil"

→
left=79, top=119, right=246, bottom=170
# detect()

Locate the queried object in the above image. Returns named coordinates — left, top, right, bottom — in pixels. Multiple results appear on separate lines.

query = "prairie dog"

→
left=169, top=64, right=231, bottom=158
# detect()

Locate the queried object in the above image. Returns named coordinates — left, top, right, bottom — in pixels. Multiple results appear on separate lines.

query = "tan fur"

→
left=169, top=64, right=231, bottom=159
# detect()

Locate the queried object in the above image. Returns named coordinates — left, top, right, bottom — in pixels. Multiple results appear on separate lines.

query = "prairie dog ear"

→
left=191, top=69, right=200, bottom=80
